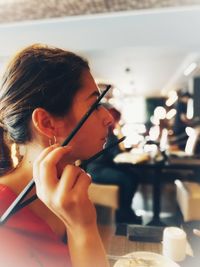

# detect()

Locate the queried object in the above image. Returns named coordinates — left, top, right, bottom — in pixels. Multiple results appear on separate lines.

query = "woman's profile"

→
left=0, top=44, right=113, bottom=267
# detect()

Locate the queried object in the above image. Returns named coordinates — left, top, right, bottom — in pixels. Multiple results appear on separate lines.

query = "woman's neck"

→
left=0, top=143, right=42, bottom=193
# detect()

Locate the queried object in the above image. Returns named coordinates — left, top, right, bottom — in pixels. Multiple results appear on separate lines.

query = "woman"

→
left=0, top=44, right=113, bottom=267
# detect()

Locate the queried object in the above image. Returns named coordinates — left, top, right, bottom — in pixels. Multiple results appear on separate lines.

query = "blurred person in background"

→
left=172, top=91, right=192, bottom=150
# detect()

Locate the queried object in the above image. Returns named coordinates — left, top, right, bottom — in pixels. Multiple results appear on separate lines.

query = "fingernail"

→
left=87, top=172, right=92, bottom=180
left=75, top=159, right=81, bottom=166
left=51, top=143, right=59, bottom=148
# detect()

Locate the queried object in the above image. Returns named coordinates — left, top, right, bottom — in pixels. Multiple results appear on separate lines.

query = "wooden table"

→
left=115, top=158, right=200, bottom=225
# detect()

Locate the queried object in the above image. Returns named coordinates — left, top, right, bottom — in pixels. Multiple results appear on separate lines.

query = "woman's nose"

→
left=103, top=108, right=115, bottom=127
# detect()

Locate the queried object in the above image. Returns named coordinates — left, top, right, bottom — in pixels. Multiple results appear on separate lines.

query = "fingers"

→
left=33, top=144, right=59, bottom=181
left=32, top=145, right=95, bottom=227
left=56, top=166, right=91, bottom=199
left=75, top=171, right=92, bottom=194
left=57, top=165, right=83, bottom=193
left=33, top=145, right=72, bottom=191
left=33, top=144, right=92, bottom=212
left=40, top=145, right=72, bottom=167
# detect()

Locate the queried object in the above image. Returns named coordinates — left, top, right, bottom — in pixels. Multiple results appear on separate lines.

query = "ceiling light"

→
left=154, top=106, right=166, bottom=120
left=186, top=98, right=193, bottom=119
left=184, top=62, right=197, bottom=76
left=166, top=91, right=178, bottom=106
left=166, top=109, right=176, bottom=120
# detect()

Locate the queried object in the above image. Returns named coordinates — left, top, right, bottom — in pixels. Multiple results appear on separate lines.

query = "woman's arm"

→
left=33, top=144, right=109, bottom=267
left=67, top=224, right=109, bottom=267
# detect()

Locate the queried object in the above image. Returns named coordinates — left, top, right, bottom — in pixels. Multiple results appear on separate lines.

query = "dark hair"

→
left=0, top=43, right=89, bottom=174
left=0, top=127, right=13, bottom=175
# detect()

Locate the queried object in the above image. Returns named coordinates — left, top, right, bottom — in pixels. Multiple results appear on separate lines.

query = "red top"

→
left=0, top=184, right=72, bottom=267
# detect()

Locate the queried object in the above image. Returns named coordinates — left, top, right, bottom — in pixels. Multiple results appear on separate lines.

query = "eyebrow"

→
left=86, top=90, right=100, bottom=100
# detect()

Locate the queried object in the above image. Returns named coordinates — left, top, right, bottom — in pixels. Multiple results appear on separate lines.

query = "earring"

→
left=49, top=135, right=57, bottom=146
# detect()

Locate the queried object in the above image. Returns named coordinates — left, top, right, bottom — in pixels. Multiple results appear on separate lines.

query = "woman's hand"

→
left=33, top=144, right=109, bottom=267
left=33, top=144, right=96, bottom=231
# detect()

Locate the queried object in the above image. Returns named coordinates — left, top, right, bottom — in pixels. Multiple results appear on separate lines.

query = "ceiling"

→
left=0, top=3, right=200, bottom=97
left=0, top=0, right=200, bottom=23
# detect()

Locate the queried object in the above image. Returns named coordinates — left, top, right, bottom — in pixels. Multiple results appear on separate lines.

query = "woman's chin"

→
left=81, top=147, right=102, bottom=161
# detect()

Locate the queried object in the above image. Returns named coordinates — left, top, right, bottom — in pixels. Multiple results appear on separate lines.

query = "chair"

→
left=175, top=180, right=200, bottom=221
left=88, top=183, right=119, bottom=224
left=88, top=183, right=119, bottom=209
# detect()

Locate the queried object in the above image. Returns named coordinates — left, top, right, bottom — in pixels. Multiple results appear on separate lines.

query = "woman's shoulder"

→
left=0, top=171, right=16, bottom=188
left=0, top=169, right=29, bottom=196
left=0, top=183, right=16, bottom=213
left=0, top=183, right=16, bottom=199
left=0, top=182, right=71, bottom=267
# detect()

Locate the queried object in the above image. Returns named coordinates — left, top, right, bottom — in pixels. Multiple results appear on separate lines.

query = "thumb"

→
left=75, top=172, right=92, bottom=195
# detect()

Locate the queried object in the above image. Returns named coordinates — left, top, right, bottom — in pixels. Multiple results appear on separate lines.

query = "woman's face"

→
left=58, top=70, right=114, bottom=160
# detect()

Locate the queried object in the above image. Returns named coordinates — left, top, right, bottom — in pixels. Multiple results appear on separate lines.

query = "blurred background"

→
left=2, top=0, right=200, bottom=227
left=1, top=1, right=200, bottom=151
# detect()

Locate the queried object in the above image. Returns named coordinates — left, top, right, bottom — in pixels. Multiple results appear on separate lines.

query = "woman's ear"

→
left=32, top=108, right=56, bottom=138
